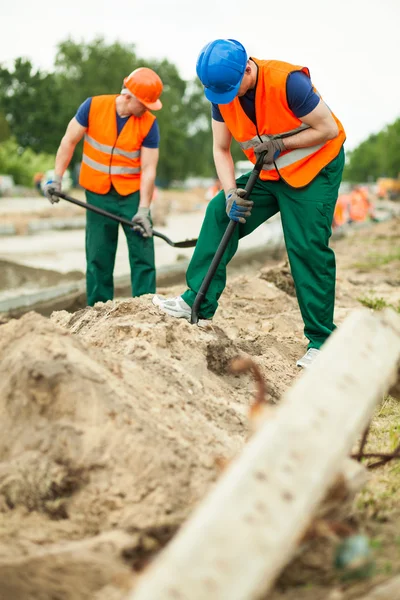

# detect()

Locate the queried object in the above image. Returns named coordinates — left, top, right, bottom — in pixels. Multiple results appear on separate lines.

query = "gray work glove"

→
left=226, top=188, right=253, bottom=224
left=131, top=206, right=153, bottom=238
left=253, top=137, right=286, bottom=165
left=43, top=174, right=62, bottom=204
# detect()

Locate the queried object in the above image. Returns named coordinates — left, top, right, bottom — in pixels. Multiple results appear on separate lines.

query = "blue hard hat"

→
left=196, top=39, right=248, bottom=104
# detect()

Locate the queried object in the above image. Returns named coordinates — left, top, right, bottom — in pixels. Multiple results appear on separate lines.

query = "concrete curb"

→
left=0, top=241, right=287, bottom=318
left=0, top=217, right=360, bottom=318
left=27, top=217, right=86, bottom=233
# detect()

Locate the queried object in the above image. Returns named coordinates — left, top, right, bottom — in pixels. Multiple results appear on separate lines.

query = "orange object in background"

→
left=33, top=172, right=44, bottom=184
left=333, top=193, right=350, bottom=227
left=333, top=186, right=375, bottom=228
left=376, top=177, right=400, bottom=200
left=348, top=186, right=371, bottom=222
left=205, top=179, right=222, bottom=201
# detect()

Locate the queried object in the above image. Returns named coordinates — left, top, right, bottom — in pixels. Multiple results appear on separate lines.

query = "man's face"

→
left=123, top=94, right=147, bottom=117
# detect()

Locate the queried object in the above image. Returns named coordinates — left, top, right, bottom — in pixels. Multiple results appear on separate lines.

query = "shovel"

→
left=54, top=191, right=198, bottom=248
left=190, top=151, right=267, bottom=324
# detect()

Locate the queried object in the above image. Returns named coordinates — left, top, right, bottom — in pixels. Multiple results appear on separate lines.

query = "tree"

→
left=0, top=58, right=63, bottom=154
left=344, top=118, right=400, bottom=182
left=0, top=111, right=10, bottom=142
left=0, top=137, right=54, bottom=185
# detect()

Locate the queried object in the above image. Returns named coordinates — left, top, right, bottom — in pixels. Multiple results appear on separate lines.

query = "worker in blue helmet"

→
left=154, top=39, right=346, bottom=369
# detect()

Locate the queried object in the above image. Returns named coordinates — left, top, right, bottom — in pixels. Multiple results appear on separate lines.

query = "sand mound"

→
left=0, top=275, right=304, bottom=597
left=1, top=218, right=399, bottom=599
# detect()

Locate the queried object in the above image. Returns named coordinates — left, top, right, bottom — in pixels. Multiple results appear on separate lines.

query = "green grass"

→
left=352, top=249, right=400, bottom=271
left=355, top=396, right=400, bottom=519
left=357, top=296, right=400, bottom=312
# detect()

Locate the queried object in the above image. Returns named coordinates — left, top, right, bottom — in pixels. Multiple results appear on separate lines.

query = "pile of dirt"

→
left=0, top=217, right=399, bottom=599
left=260, top=260, right=296, bottom=297
left=0, top=275, right=303, bottom=598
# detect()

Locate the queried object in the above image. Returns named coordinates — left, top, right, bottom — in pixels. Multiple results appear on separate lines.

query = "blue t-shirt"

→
left=75, top=97, right=160, bottom=148
left=211, top=70, right=319, bottom=124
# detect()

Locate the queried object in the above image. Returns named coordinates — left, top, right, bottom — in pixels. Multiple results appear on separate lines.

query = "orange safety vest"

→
left=79, top=95, right=156, bottom=195
left=219, top=59, right=346, bottom=188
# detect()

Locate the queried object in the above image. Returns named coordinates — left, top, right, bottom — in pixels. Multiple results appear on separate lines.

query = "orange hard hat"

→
left=123, top=67, right=163, bottom=111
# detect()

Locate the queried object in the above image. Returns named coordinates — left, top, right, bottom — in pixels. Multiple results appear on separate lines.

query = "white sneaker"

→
left=152, top=295, right=192, bottom=320
left=296, top=348, right=321, bottom=369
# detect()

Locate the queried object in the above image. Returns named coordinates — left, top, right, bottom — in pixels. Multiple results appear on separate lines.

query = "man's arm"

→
left=131, top=146, right=159, bottom=237
left=212, top=119, right=254, bottom=224
left=54, top=117, right=87, bottom=178
left=282, top=100, right=339, bottom=151
left=212, top=119, right=236, bottom=194
left=139, top=146, right=159, bottom=208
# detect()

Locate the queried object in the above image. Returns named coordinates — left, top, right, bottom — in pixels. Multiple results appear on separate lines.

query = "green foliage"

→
left=0, top=37, right=223, bottom=186
left=344, top=119, right=400, bottom=182
left=357, top=295, right=400, bottom=313
left=0, top=137, right=54, bottom=186
left=0, top=111, right=10, bottom=142
left=0, top=58, right=63, bottom=154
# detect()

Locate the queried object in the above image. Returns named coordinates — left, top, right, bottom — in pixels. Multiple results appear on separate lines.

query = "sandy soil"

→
left=0, top=217, right=399, bottom=599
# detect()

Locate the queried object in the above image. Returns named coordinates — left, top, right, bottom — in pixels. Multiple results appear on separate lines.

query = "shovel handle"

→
left=54, top=192, right=197, bottom=248
left=190, top=151, right=266, bottom=324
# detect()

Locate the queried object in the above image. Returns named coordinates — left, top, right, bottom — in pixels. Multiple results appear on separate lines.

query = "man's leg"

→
left=277, top=148, right=345, bottom=350
left=179, top=174, right=279, bottom=319
left=85, top=189, right=119, bottom=306
left=119, top=191, right=156, bottom=296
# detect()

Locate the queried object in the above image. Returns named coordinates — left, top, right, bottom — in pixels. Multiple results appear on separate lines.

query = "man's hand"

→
left=131, top=207, right=153, bottom=238
left=43, top=175, right=62, bottom=204
left=253, top=137, right=286, bottom=165
left=226, top=188, right=253, bottom=224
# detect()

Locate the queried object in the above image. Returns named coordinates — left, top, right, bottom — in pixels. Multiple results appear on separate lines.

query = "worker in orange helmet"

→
left=44, top=67, right=163, bottom=306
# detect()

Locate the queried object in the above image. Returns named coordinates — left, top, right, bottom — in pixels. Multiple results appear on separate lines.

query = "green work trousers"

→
left=85, top=188, right=155, bottom=306
left=182, top=148, right=345, bottom=349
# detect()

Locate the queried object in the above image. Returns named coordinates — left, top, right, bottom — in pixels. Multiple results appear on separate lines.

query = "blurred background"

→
left=0, top=0, right=399, bottom=315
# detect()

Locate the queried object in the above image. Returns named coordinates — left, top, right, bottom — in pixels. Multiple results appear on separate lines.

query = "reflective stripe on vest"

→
left=82, top=154, right=141, bottom=175
left=84, top=134, right=141, bottom=160
left=264, top=144, right=324, bottom=171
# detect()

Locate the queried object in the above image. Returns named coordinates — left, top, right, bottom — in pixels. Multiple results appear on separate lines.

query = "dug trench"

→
left=0, top=217, right=399, bottom=600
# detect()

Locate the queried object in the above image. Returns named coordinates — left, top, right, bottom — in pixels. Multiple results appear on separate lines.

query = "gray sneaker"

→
left=152, top=295, right=192, bottom=320
left=296, top=348, right=321, bottom=369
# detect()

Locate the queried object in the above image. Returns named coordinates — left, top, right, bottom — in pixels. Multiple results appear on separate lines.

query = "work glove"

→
left=131, top=207, right=153, bottom=238
left=43, top=174, right=62, bottom=204
left=225, top=188, right=253, bottom=224
left=253, top=137, right=286, bottom=166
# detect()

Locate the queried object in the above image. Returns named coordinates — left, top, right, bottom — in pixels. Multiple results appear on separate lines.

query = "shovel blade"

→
left=172, top=239, right=197, bottom=248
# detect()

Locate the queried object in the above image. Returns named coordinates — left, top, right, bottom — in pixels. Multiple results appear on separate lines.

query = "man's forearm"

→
left=283, top=122, right=339, bottom=151
left=54, top=137, right=77, bottom=178
left=213, top=147, right=236, bottom=194
left=139, top=166, right=156, bottom=208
